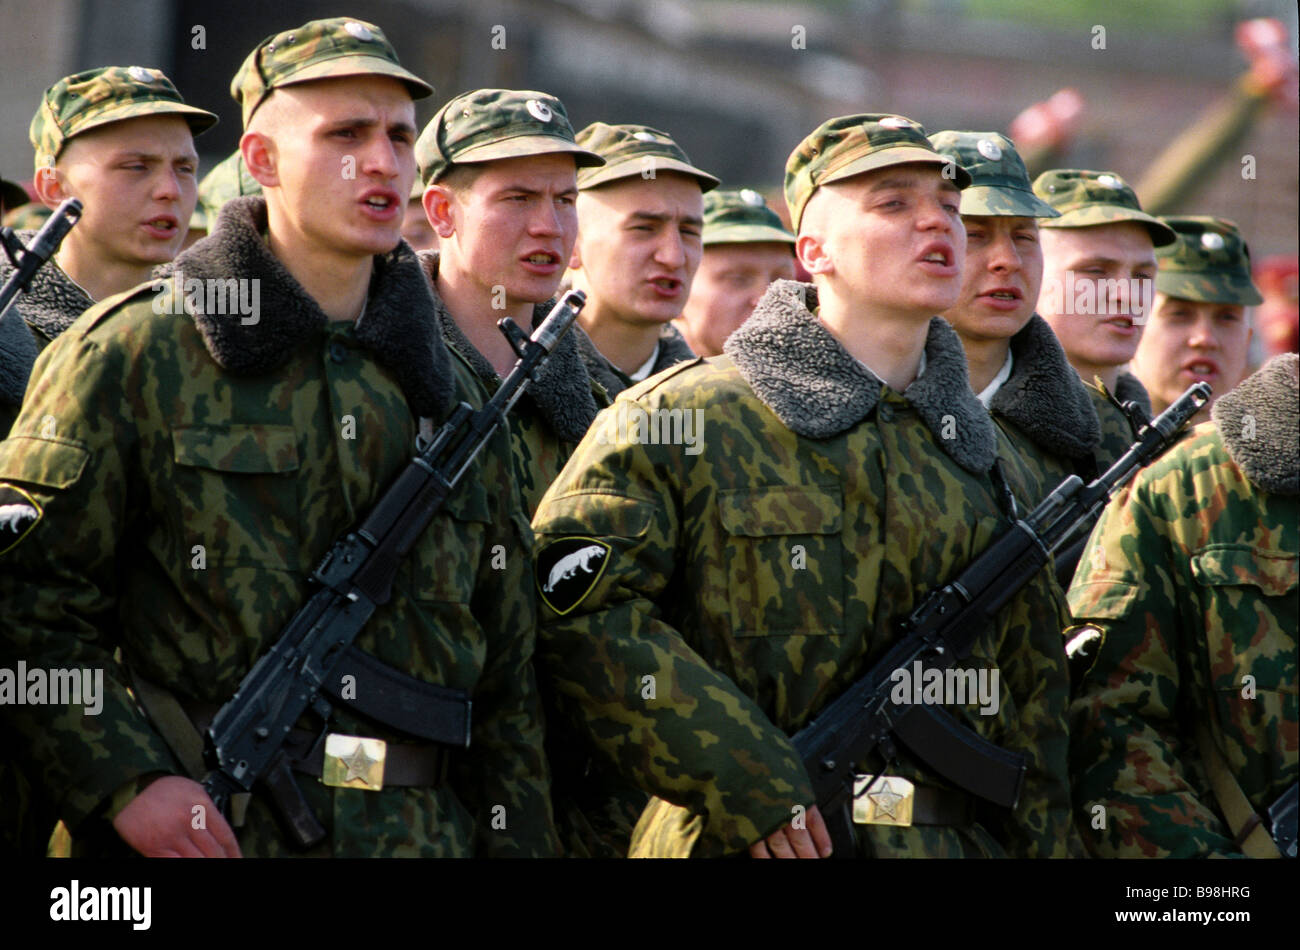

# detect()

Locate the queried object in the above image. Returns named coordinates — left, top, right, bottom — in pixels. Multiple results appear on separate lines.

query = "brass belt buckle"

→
left=852, top=774, right=914, bottom=826
left=322, top=734, right=387, bottom=791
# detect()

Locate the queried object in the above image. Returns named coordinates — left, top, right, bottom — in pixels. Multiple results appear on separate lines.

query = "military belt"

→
left=183, top=702, right=449, bottom=789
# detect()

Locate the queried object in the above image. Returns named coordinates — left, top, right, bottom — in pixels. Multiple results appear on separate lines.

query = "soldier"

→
left=0, top=16, right=556, bottom=858
left=567, top=123, right=718, bottom=396
left=930, top=131, right=1100, bottom=507
left=532, top=114, right=1079, bottom=858
left=674, top=188, right=795, bottom=357
left=1130, top=216, right=1262, bottom=424
left=1068, top=353, right=1297, bottom=857
left=414, top=88, right=606, bottom=515
left=1032, top=169, right=1177, bottom=470
left=0, top=67, right=216, bottom=349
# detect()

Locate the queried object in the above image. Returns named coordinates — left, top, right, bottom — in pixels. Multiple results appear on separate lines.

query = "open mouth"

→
left=1185, top=360, right=1218, bottom=376
left=651, top=278, right=681, bottom=291
left=363, top=196, right=394, bottom=210
left=524, top=253, right=558, bottom=265
left=144, top=217, right=177, bottom=233
left=922, top=251, right=949, bottom=266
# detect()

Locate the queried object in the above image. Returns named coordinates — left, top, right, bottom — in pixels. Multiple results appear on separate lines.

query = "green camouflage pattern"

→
left=531, top=318, right=1078, bottom=857
left=784, top=113, right=970, bottom=231
left=1155, top=215, right=1264, bottom=306
left=575, top=123, right=719, bottom=192
left=1067, top=422, right=1298, bottom=857
left=231, top=17, right=433, bottom=126
left=416, top=88, right=602, bottom=186
left=0, top=269, right=556, bottom=857
left=1089, top=374, right=1150, bottom=474
left=30, top=66, right=217, bottom=170
left=1033, top=169, right=1176, bottom=246
left=927, top=131, right=1059, bottom=219
left=197, top=151, right=262, bottom=225
left=702, top=189, right=795, bottom=246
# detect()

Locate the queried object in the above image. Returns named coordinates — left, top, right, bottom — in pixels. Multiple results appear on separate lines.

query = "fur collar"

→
left=416, top=251, right=599, bottom=442
left=1212, top=353, right=1298, bottom=495
left=1114, top=371, right=1152, bottom=418
left=574, top=321, right=697, bottom=399
left=0, top=232, right=95, bottom=344
left=724, top=280, right=996, bottom=475
left=0, top=306, right=39, bottom=408
left=990, top=314, right=1100, bottom=459
left=170, top=196, right=454, bottom=419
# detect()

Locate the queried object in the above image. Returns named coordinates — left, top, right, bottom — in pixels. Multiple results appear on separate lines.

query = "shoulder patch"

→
left=536, top=536, right=613, bottom=616
left=0, top=484, right=42, bottom=555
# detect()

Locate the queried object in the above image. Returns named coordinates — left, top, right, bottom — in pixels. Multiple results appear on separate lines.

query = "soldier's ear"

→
left=423, top=184, right=457, bottom=239
left=568, top=232, right=583, bottom=271
left=33, top=163, right=68, bottom=208
left=798, top=232, right=832, bottom=276
left=241, top=131, right=279, bottom=189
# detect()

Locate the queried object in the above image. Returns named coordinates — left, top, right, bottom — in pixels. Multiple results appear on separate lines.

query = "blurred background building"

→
left=2, top=0, right=1296, bottom=255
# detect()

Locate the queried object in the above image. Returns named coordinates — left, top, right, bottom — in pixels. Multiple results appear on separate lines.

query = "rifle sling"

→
left=892, top=704, right=1026, bottom=808
left=1194, top=722, right=1281, bottom=858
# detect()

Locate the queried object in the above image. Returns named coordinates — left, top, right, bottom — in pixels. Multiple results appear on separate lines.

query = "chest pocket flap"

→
left=1191, top=544, right=1298, bottom=598
left=172, top=424, right=300, bottom=474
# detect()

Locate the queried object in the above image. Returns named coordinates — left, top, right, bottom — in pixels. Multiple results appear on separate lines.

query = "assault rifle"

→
left=201, top=290, right=586, bottom=847
left=0, top=198, right=82, bottom=317
left=791, top=381, right=1211, bottom=857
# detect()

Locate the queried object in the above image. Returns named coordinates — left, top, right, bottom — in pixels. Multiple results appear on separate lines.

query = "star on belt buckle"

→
left=322, top=734, right=386, bottom=791
left=852, top=774, right=914, bottom=826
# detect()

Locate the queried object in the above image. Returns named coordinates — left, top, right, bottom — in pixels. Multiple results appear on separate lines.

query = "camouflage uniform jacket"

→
left=0, top=196, right=557, bottom=858
left=574, top=319, right=696, bottom=398
left=1088, top=371, right=1153, bottom=474
left=531, top=279, right=1077, bottom=857
left=0, top=238, right=95, bottom=435
left=1068, top=354, right=1298, bottom=857
left=988, top=314, right=1101, bottom=505
left=416, top=250, right=604, bottom=516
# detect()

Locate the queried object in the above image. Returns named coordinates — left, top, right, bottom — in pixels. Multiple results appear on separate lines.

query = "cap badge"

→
left=344, top=22, right=373, bottom=41
left=877, top=116, right=911, bottom=129
left=633, top=131, right=658, bottom=142
left=976, top=138, right=1002, bottom=161
left=1200, top=232, right=1226, bottom=251
left=525, top=99, right=553, bottom=123
left=740, top=189, right=764, bottom=207
left=1096, top=174, right=1123, bottom=190
left=128, top=67, right=154, bottom=83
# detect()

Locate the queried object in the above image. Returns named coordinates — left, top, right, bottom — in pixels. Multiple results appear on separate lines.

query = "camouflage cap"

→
left=30, top=66, right=218, bottom=171
left=231, top=17, right=433, bottom=126
left=197, top=150, right=262, bottom=224
left=1033, top=169, right=1176, bottom=246
left=575, top=123, right=719, bottom=192
left=702, top=189, right=795, bottom=247
left=1155, top=216, right=1263, bottom=306
left=927, top=131, right=1058, bottom=219
left=416, top=88, right=602, bottom=185
left=1, top=176, right=27, bottom=212
left=784, top=113, right=971, bottom=232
